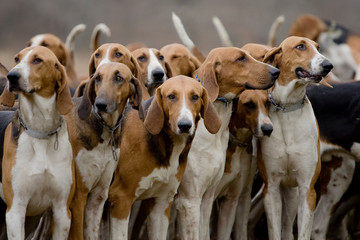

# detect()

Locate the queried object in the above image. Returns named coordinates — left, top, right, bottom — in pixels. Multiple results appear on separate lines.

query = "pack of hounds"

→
left=0, top=12, right=359, bottom=240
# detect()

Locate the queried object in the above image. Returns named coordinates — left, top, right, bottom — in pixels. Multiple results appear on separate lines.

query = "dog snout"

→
left=95, top=99, right=108, bottom=112
left=7, top=71, right=21, bottom=84
left=270, top=68, right=280, bottom=81
left=7, top=71, right=21, bottom=91
left=261, top=123, right=273, bottom=137
left=152, top=70, right=165, bottom=82
left=321, top=60, right=333, bottom=76
left=178, top=121, right=192, bottom=134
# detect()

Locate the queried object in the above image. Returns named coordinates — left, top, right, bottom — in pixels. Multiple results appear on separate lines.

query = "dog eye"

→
left=296, top=44, right=306, bottom=50
left=95, top=53, right=100, bottom=58
left=115, top=75, right=124, bottom=82
left=172, top=55, right=179, bottom=60
left=41, top=42, right=49, bottom=47
left=137, top=56, right=147, bottom=62
left=114, top=52, right=123, bottom=58
left=168, top=94, right=176, bottom=101
left=244, top=101, right=256, bottom=109
left=236, top=56, right=247, bottom=62
left=94, top=75, right=101, bottom=83
left=33, top=58, right=43, bottom=64
left=191, top=95, right=199, bottom=101
left=159, top=55, right=164, bottom=61
left=14, top=57, right=20, bottom=63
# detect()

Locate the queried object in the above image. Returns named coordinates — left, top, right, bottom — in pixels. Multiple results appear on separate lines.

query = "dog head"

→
left=7, top=46, right=73, bottom=115
left=194, top=47, right=280, bottom=102
left=234, top=90, right=273, bottom=138
left=144, top=75, right=221, bottom=136
left=160, top=43, right=201, bottom=77
left=78, top=62, right=142, bottom=126
left=89, top=43, right=140, bottom=78
left=241, top=43, right=272, bottom=61
left=264, top=36, right=333, bottom=86
left=132, top=48, right=172, bottom=96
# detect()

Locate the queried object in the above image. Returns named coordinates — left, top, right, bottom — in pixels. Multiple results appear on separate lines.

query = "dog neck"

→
left=269, top=80, right=308, bottom=107
left=18, top=93, right=62, bottom=134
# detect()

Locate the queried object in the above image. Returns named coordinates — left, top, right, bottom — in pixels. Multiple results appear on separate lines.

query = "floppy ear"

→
left=0, top=63, right=15, bottom=107
left=144, top=87, right=164, bottom=135
left=55, top=63, right=73, bottom=115
left=195, top=60, right=219, bottom=102
left=57, top=43, right=68, bottom=67
left=263, top=46, right=282, bottom=67
left=78, top=76, right=96, bottom=120
left=129, top=76, right=143, bottom=109
left=165, top=62, right=173, bottom=79
left=73, top=79, right=88, bottom=97
left=189, top=55, right=202, bottom=74
left=88, top=52, right=96, bottom=76
left=130, top=55, right=141, bottom=79
left=200, top=87, right=222, bottom=134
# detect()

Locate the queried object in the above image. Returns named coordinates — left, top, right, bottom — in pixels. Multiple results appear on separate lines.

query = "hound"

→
left=67, top=62, right=142, bottom=240
left=175, top=47, right=279, bottom=240
left=258, top=36, right=333, bottom=240
left=160, top=43, right=201, bottom=77
left=108, top=76, right=222, bottom=240
left=215, top=90, right=273, bottom=240
left=2, top=46, right=74, bottom=239
left=27, top=23, right=86, bottom=88
left=289, top=14, right=360, bottom=80
left=132, top=47, right=172, bottom=96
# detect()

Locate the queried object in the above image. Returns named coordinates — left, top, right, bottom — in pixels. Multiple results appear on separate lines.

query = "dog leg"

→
left=6, top=200, right=27, bottom=239
left=231, top=154, right=257, bottom=240
left=84, top=186, right=109, bottom=239
left=68, top=189, right=88, bottom=240
left=175, top=196, right=202, bottom=240
left=263, top=182, right=282, bottom=240
left=280, top=186, right=298, bottom=240
left=297, top=185, right=315, bottom=240
left=200, top=188, right=217, bottom=240
left=311, top=157, right=355, bottom=240
left=52, top=201, right=71, bottom=240
left=110, top=197, right=133, bottom=240
left=146, top=198, right=172, bottom=240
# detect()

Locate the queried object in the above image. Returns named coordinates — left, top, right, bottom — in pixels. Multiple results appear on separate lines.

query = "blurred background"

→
left=0, top=0, right=359, bottom=76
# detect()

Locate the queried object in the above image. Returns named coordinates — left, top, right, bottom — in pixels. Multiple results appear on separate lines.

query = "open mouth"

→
left=295, top=68, right=323, bottom=82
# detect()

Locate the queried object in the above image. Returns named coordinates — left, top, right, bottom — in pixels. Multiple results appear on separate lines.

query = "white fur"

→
left=111, top=135, right=188, bottom=240
left=12, top=50, right=32, bottom=91
left=177, top=92, right=195, bottom=135
left=29, top=35, right=45, bottom=47
left=172, top=12, right=195, bottom=50
left=176, top=101, right=232, bottom=240
left=147, top=49, right=166, bottom=86
left=75, top=130, right=119, bottom=239
left=98, top=47, right=112, bottom=68
left=6, top=93, right=73, bottom=240
left=311, top=156, right=355, bottom=240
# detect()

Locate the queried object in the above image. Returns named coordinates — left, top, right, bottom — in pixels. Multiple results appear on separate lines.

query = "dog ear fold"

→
left=129, top=76, right=143, bottom=109
left=0, top=63, right=15, bottom=107
left=55, top=63, right=73, bottom=115
left=73, top=79, right=88, bottom=97
left=263, top=46, right=282, bottom=66
left=144, top=87, right=164, bottom=135
left=200, top=87, right=222, bottom=134
left=194, top=59, right=219, bottom=102
left=165, top=62, right=173, bottom=79
left=78, top=76, right=96, bottom=120
left=88, top=52, right=96, bottom=76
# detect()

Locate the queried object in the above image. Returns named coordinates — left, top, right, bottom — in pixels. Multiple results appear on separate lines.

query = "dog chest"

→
left=135, top=139, right=187, bottom=200
left=10, top=127, right=73, bottom=215
left=75, top=141, right=119, bottom=191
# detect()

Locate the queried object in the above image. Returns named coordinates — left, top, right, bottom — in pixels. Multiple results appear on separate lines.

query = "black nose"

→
left=270, top=68, right=280, bottom=80
left=321, top=60, right=333, bottom=76
left=152, top=70, right=165, bottom=82
left=261, top=123, right=273, bottom=137
left=7, top=71, right=21, bottom=83
left=178, top=121, right=192, bottom=133
left=95, top=99, right=107, bottom=112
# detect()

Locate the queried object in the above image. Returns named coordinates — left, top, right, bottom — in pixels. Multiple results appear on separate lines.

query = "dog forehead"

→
left=210, top=47, right=247, bottom=60
left=161, top=76, right=201, bottom=95
left=97, top=62, right=132, bottom=78
left=242, top=43, right=271, bottom=60
left=282, top=36, right=318, bottom=49
left=17, top=46, right=57, bottom=62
